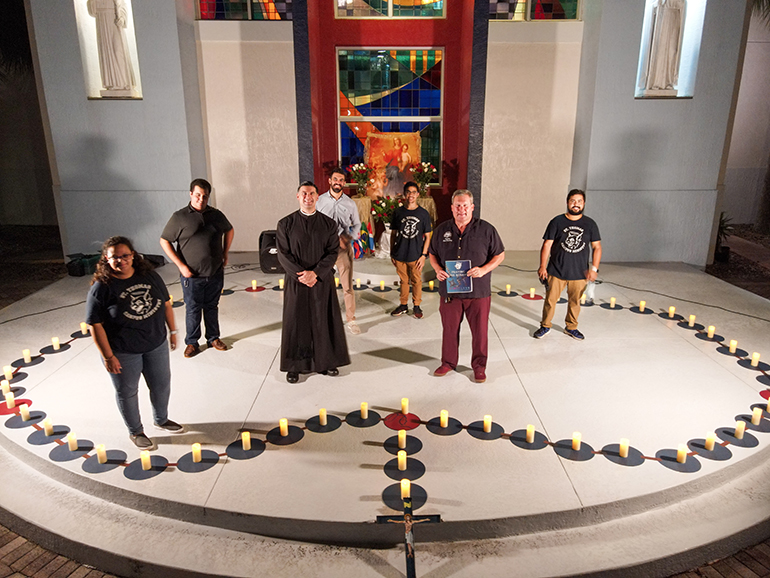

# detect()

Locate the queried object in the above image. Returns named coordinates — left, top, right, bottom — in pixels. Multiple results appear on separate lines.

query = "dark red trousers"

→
left=439, top=296, right=491, bottom=371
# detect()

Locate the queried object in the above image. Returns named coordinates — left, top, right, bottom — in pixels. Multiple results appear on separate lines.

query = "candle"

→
left=705, top=432, right=716, bottom=451
left=19, top=404, right=30, bottom=421
left=676, top=444, right=687, bottom=464
left=3, top=366, right=13, bottom=381
left=67, top=432, right=78, bottom=451
left=526, top=424, right=535, bottom=444
left=581, top=293, right=586, bottom=305
left=707, top=325, right=715, bottom=339
left=43, top=418, right=53, bottom=436
left=192, top=443, right=202, bottom=463
left=52, top=337, right=60, bottom=351
left=505, top=284, right=511, bottom=295
left=751, top=352, right=761, bottom=367
left=767, top=399, right=770, bottom=414
left=5, top=392, right=14, bottom=409
left=360, top=402, right=368, bottom=420
left=429, top=280, right=434, bottom=291
left=356, top=278, right=361, bottom=289
left=735, top=420, right=746, bottom=440
left=241, top=431, right=251, bottom=451
left=335, top=277, right=340, bottom=288
left=140, top=450, right=151, bottom=471
left=440, top=410, right=449, bottom=429
left=279, top=418, right=289, bottom=437
left=688, top=314, right=695, bottom=327
left=400, top=479, right=411, bottom=499
left=251, top=280, right=257, bottom=290
left=610, top=297, right=616, bottom=309
left=1, top=380, right=9, bottom=395
left=483, top=415, right=492, bottom=434
left=380, top=280, right=385, bottom=290
left=729, top=340, right=737, bottom=354
left=639, top=300, right=646, bottom=313
left=279, top=278, right=284, bottom=290
left=752, top=407, right=763, bottom=426
left=96, top=444, right=107, bottom=464
left=530, top=288, right=535, bottom=299
left=619, top=438, right=629, bottom=458
left=398, top=429, right=406, bottom=449
left=319, top=408, right=327, bottom=427
left=668, top=306, right=676, bottom=318
left=23, top=349, right=31, bottom=364
left=169, top=294, right=174, bottom=305
left=572, top=432, right=582, bottom=451
left=401, top=398, right=409, bottom=415
left=398, top=450, right=407, bottom=471
left=80, top=322, right=88, bottom=335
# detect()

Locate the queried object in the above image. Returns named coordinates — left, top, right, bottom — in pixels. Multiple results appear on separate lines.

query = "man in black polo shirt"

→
left=428, top=190, right=505, bottom=383
left=160, top=178, right=234, bottom=358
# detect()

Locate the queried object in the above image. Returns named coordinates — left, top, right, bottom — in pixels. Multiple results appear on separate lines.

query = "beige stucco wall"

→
left=481, top=23, right=583, bottom=251
left=197, top=21, right=299, bottom=251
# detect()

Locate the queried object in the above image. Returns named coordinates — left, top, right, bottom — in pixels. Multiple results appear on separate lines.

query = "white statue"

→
left=644, top=0, right=686, bottom=93
left=87, top=0, right=136, bottom=94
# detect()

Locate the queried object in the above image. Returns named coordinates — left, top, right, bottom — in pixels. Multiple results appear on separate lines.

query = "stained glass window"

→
left=197, top=0, right=292, bottom=20
left=488, top=0, right=580, bottom=21
left=336, top=0, right=444, bottom=19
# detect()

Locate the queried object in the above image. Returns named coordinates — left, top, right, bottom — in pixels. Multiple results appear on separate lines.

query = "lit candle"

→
left=251, top=280, right=257, bottom=290
left=751, top=352, right=761, bottom=368
left=140, top=450, right=151, bottom=471
left=241, top=431, right=251, bottom=451
left=704, top=432, right=716, bottom=451
left=400, top=478, right=411, bottom=499
left=398, top=450, right=407, bottom=471
left=572, top=432, right=582, bottom=451
left=335, top=277, right=340, bottom=288
left=192, top=443, right=202, bottom=463
left=360, top=402, right=368, bottom=420
left=1, top=380, right=9, bottom=395
left=356, top=278, right=361, bottom=289
left=707, top=325, right=715, bottom=339
left=530, top=288, right=535, bottom=299
left=279, top=278, right=284, bottom=290
left=398, top=429, right=406, bottom=449
left=526, top=424, right=535, bottom=444
left=429, top=280, right=434, bottom=291
left=43, top=418, right=53, bottom=436
left=96, top=444, right=107, bottom=464
left=23, top=349, right=31, bottom=364
left=80, top=322, right=88, bottom=335
left=3, top=366, right=13, bottom=381
left=676, top=444, right=687, bottom=464
left=729, top=340, right=737, bottom=354
left=5, top=392, right=14, bottom=409
left=767, top=399, right=770, bottom=414
left=380, top=280, right=385, bottom=291
left=67, top=432, right=78, bottom=451
left=52, top=337, right=60, bottom=351
left=610, top=297, right=616, bottom=309
left=752, top=407, right=763, bottom=426
left=483, top=415, right=492, bottom=433
left=440, top=410, right=449, bottom=429
left=505, top=284, right=511, bottom=295
left=279, top=418, right=289, bottom=437
left=169, top=294, right=174, bottom=304
left=668, top=306, right=676, bottom=318
left=619, top=438, right=629, bottom=458
left=319, top=408, right=327, bottom=427
left=735, top=420, right=746, bottom=440
left=19, top=404, right=30, bottom=421
left=401, top=398, right=409, bottom=415
left=639, top=301, right=646, bottom=313
left=581, top=293, right=586, bottom=305
left=688, top=314, right=695, bottom=327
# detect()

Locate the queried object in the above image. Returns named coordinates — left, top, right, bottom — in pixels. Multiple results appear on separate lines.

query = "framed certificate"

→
left=445, top=260, right=472, bottom=293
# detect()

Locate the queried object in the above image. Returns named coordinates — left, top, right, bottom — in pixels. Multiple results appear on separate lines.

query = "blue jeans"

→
left=180, top=269, right=224, bottom=345
left=109, top=341, right=171, bottom=435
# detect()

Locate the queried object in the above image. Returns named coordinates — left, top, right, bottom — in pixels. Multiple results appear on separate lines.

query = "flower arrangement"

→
left=371, top=196, right=402, bottom=224
left=347, top=163, right=375, bottom=197
left=412, top=161, right=437, bottom=196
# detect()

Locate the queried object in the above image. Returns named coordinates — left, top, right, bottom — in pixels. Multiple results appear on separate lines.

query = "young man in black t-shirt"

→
left=534, top=189, right=602, bottom=340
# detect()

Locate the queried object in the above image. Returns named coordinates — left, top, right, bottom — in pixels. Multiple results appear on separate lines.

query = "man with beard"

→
left=317, top=167, right=362, bottom=335
left=534, top=189, right=602, bottom=340
left=277, top=182, right=350, bottom=383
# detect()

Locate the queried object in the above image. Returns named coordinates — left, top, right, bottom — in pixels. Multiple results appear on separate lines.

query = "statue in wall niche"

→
left=87, top=0, right=136, bottom=96
left=644, top=0, right=686, bottom=95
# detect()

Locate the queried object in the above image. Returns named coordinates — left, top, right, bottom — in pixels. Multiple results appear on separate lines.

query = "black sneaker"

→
left=391, top=304, right=409, bottom=316
left=533, top=326, right=550, bottom=339
left=413, top=305, right=423, bottom=319
left=564, top=328, right=585, bottom=340
left=154, top=419, right=184, bottom=433
left=130, top=433, right=155, bottom=450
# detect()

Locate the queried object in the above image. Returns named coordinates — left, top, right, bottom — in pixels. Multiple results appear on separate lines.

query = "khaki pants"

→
left=336, top=244, right=355, bottom=322
left=394, top=260, right=423, bottom=306
left=540, top=276, right=587, bottom=330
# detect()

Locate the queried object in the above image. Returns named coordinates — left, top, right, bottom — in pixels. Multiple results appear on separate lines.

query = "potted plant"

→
left=347, top=163, right=375, bottom=198
left=714, top=211, right=733, bottom=262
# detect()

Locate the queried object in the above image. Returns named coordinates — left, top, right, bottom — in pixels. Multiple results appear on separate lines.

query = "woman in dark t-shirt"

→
left=85, top=236, right=184, bottom=450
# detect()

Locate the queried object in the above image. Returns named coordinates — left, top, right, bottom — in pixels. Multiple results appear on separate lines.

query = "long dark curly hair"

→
left=91, top=236, right=154, bottom=285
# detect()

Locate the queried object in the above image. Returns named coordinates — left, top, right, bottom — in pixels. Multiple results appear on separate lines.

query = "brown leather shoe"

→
left=183, top=344, right=200, bottom=358
left=208, top=338, right=227, bottom=351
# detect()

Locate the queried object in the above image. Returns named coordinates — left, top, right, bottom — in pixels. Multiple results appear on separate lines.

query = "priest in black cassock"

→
left=277, top=181, right=351, bottom=383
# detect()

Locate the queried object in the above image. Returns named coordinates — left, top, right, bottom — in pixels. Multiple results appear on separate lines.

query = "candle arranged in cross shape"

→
left=192, top=443, right=202, bottom=463
left=676, top=444, right=687, bottom=464
left=3, top=366, right=13, bottom=381
left=751, top=352, right=761, bottom=367
left=530, top=288, right=535, bottom=299
left=67, top=432, right=78, bottom=451
left=96, top=444, right=107, bottom=464
left=735, top=420, right=746, bottom=440
left=43, top=418, right=53, bottom=436
left=668, top=306, right=676, bottom=318
left=398, top=429, right=406, bottom=449
left=729, top=340, right=738, bottom=354
left=140, top=450, right=151, bottom=471
left=251, top=280, right=257, bottom=290
left=397, top=450, right=407, bottom=471
left=526, top=424, right=535, bottom=444
left=483, top=415, right=492, bottom=434
left=619, top=438, right=629, bottom=458
left=581, top=293, right=586, bottom=305
left=440, top=410, right=449, bottom=429
left=704, top=432, right=716, bottom=452
left=380, top=280, right=385, bottom=290
left=400, top=478, right=411, bottom=499
left=505, top=284, right=511, bottom=295
left=52, top=337, right=60, bottom=351
left=279, top=418, right=289, bottom=437
left=429, top=280, right=434, bottom=291
left=241, top=431, right=251, bottom=451
left=638, top=300, right=646, bottom=313
left=81, top=322, right=89, bottom=336
left=19, top=404, right=30, bottom=421
left=1, top=380, right=9, bottom=395
left=610, top=297, right=616, bottom=309
left=319, top=408, right=327, bottom=427
left=5, top=392, right=14, bottom=409
left=572, top=432, right=582, bottom=451
left=279, top=278, right=284, bottom=290
left=752, top=407, right=763, bottom=426
left=360, top=402, right=368, bottom=420
left=170, top=294, right=174, bottom=305
left=401, top=398, right=409, bottom=415
left=688, top=314, right=696, bottom=327
left=23, top=349, right=31, bottom=364
left=335, top=277, right=340, bottom=288
left=707, top=325, right=715, bottom=339
left=356, top=278, right=361, bottom=289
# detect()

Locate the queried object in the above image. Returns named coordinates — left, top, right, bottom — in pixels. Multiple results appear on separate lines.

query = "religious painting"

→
left=364, top=132, right=421, bottom=199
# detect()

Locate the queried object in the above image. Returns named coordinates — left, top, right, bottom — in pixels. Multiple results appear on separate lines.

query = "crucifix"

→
left=376, top=498, right=441, bottom=578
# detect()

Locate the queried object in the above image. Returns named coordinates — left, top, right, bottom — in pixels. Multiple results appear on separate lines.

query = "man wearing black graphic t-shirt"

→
left=534, top=189, right=602, bottom=341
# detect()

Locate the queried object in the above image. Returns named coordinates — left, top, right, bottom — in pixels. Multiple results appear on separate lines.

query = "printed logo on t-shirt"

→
left=120, top=284, right=162, bottom=321
left=561, top=227, right=585, bottom=254
left=400, top=216, right=422, bottom=240
left=443, top=231, right=453, bottom=243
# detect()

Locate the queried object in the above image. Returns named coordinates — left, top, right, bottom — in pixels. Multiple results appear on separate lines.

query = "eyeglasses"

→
left=107, top=253, right=133, bottom=262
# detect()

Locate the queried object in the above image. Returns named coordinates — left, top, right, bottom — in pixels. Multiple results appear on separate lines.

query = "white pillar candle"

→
left=751, top=352, right=761, bottom=367
left=752, top=407, right=763, bottom=426
left=610, top=297, right=616, bottom=308
left=96, top=444, right=107, bottom=464
left=192, top=443, right=202, bottom=463
left=241, top=431, right=251, bottom=451
left=767, top=399, right=770, bottom=414
left=19, top=404, right=30, bottom=421
left=1, top=380, right=9, bottom=395
left=429, top=280, right=434, bottom=291
left=397, top=450, right=407, bottom=471
left=688, top=314, right=695, bottom=327
left=704, top=432, right=716, bottom=452
left=169, top=294, right=174, bottom=304
left=279, top=418, right=289, bottom=437
left=279, top=278, right=284, bottom=290
left=3, top=366, right=13, bottom=381
left=80, top=322, right=88, bottom=336
left=581, top=293, right=586, bottom=305
left=43, top=418, right=53, bottom=436
left=707, top=325, right=715, bottom=339
left=67, top=432, right=78, bottom=451
left=526, top=424, right=535, bottom=444
left=360, top=402, right=368, bottom=420
left=572, top=432, right=582, bottom=451
left=319, top=408, right=327, bottom=427
left=251, top=280, right=257, bottom=290
left=440, top=410, right=449, bottom=429
left=23, top=349, right=31, bottom=364
left=505, top=284, right=511, bottom=295
left=398, top=429, right=406, bottom=449
left=335, top=277, right=340, bottom=288
left=530, top=288, right=535, bottom=299
left=668, top=306, right=676, bottom=318
left=676, top=444, right=687, bottom=464
left=619, top=438, right=629, bottom=458
left=5, top=392, right=14, bottom=409
left=140, top=450, right=151, bottom=471
left=356, top=278, right=361, bottom=289
left=380, top=280, right=385, bottom=290
left=729, top=340, right=737, bottom=354
left=400, top=479, right=411, bottom=499
left=638, top=300, right=646, bottom=313
left=735, top=420, right=746, bottom=440
left=52, top=337, right=60, bottom=351
left=401, top=398, right=409, bottom=415
left=483, top=415, right=492, bottom=434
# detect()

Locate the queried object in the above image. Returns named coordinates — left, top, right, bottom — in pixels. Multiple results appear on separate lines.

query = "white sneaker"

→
left=347, top=321, right=361, bottom=335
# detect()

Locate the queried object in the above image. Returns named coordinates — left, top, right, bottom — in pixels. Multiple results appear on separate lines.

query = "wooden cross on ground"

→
left=376, top=498, right=441, bottom=578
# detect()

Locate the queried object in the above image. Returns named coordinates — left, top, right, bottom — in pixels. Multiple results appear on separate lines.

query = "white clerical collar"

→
left=300, top=209, right=317, bottom=216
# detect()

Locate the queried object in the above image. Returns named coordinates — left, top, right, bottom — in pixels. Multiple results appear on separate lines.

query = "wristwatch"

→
left=591, top=266, right=599, bottom=273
